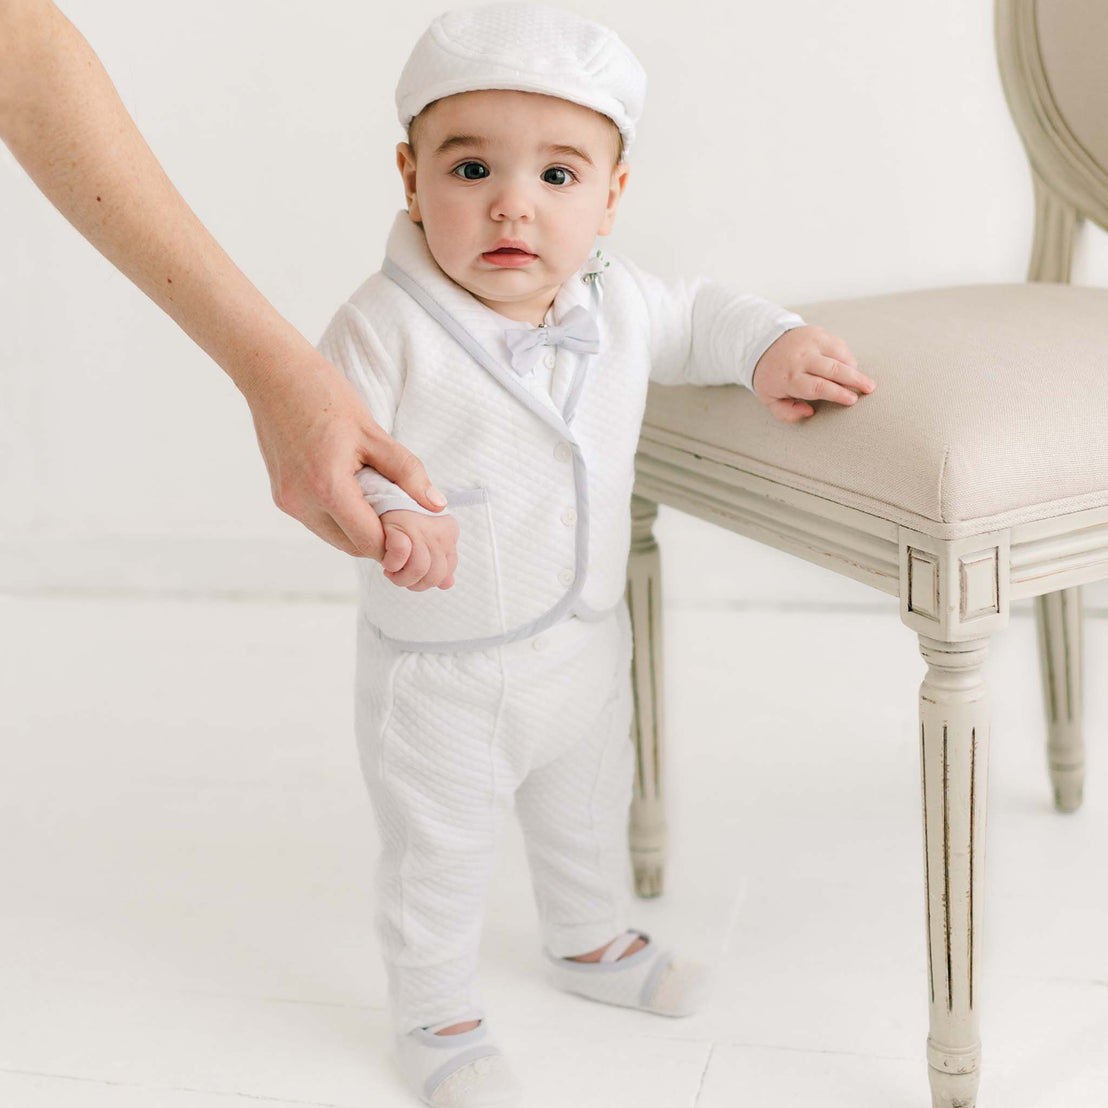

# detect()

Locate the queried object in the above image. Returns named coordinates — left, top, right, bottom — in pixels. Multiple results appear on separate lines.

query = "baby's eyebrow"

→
left=434, top=134, right=487, bottom=156
left=545, top=143, right=594, bottom=166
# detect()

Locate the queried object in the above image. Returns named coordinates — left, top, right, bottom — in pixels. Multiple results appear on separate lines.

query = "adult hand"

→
left=246, top=349, right=446, bottom=560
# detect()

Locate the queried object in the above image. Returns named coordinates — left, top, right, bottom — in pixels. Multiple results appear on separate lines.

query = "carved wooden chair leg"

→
left=626, top=495, right=667, bottom=898
left=1034, top=588, right=1084, bottom=812
left=918, top=634, right=991, bottom=1108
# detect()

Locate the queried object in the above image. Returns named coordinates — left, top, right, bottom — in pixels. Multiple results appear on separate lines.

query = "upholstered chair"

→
left=625, top=2, right=1108, bottom=1105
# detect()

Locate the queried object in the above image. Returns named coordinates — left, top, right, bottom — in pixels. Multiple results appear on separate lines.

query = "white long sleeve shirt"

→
left=318, top=212, right=803, bottom=651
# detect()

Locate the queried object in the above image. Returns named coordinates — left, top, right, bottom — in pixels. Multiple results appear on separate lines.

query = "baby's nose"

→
left=491, top=183, right=534, bottom=222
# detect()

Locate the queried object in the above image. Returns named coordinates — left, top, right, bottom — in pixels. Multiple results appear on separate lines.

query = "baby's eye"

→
left=542, top=166, right=574, bottom=186
left=452, top=161, right=489, bottom=181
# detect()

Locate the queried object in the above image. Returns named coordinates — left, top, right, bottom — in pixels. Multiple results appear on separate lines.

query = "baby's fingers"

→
left=385, top=538, right=431, bottom=588
left=381, top=527, right=413, bottom=573
left=796, top=365, right=865, bottom=407
left=437, top=549, right=458, bottom=590
left=408, top=547, right=449, bottom=592
left=821, top=354, right=876, bottom=395
left=769, top=397, right=815, bottom=422
left=815, top=329, right=858, bottom=369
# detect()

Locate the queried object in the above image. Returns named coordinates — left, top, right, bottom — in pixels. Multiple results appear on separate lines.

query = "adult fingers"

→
left=326, top=478, right=387, bottom=560
left=365, top=430, right=447, bottom=514
left=290, top=509, right=363, bottom=556
left=269, top=458, right=386, bottom=561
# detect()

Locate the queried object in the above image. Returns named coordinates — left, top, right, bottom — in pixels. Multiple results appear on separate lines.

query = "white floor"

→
left=3, top=511, right=1108, bottom=1108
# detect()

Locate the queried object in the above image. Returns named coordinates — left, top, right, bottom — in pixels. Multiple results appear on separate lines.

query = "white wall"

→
left=3, top=0, right=1108, bottom=598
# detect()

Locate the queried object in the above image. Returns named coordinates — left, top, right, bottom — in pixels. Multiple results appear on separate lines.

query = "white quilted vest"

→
left=320, top=214, right=802, bottom=652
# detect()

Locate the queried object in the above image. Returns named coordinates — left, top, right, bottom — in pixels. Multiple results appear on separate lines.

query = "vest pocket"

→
left=364, top=486, right=505, bottom=647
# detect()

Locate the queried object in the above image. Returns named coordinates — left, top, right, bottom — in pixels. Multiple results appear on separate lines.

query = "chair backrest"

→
left=996, top=0, right=1108, bottom=280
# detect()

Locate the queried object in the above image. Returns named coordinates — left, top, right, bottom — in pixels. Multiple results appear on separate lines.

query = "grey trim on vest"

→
left=436, top=487, right=487, bottom=510
left=562, top=278, right=602, bottom=425
left=423, top=1045, right=502, bottom=1101
left=571, top=599, right=620, bottom=622
left=377, top=258, right=602, bottom=654
left=372, top=495, right=438, bottom=516
left=372, top=486, right=486, bottom=518
left=382, top=258, right=585, bottom=439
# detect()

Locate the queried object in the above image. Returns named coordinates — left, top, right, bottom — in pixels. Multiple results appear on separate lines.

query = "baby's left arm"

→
left=751, top=325, right=875, bottom=423
left=616, top=256, right=875, bottom=419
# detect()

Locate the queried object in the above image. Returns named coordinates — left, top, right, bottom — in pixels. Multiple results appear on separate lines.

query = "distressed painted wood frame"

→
left=624, top=3, right=1108, bottom=1106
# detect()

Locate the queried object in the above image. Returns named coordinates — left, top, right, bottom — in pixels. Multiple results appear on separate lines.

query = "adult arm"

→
left=0, top=0, right=444, bottom=558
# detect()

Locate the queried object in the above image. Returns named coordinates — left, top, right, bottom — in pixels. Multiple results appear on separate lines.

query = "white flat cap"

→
left=396, top=2, right=646, bottom=156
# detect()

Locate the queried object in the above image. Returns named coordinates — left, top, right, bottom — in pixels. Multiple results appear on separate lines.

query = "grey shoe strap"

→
left=600, top=930, right=643, bottom=963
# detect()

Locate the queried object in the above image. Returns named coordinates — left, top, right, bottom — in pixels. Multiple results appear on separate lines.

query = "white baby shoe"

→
left=396, top=1018, right=521, bottom=1108
left=546, top=931, right=711, bottom=1017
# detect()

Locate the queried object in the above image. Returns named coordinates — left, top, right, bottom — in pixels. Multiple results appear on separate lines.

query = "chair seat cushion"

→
left=641, top=283, right=1108, bottom=537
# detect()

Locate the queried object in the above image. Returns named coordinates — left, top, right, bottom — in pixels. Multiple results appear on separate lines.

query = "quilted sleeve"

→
left=318, top=301, right=437, bottom=518
left=615, top=255, right=805, bottom=392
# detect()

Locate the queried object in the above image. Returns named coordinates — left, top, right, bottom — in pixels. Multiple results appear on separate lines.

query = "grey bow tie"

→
left=504, top=305, right=600, bottom=377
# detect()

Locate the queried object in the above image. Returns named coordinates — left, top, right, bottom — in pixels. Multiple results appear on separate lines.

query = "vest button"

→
left=558, top=568, right=574, bottom=587
left=560, top=507, right=577, bottom=526
left=553, top=441, right=571, bottom=462
left=544, top=352, right=556, bottom=370
left=532, top=635, right=547, bottom=652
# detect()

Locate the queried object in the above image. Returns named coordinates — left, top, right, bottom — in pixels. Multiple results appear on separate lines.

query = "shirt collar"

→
left=383, top=212, right=599, bottom=365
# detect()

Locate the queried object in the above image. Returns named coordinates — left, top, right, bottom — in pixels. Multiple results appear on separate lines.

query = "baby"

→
left=319, top=4, right=874, bottom=1105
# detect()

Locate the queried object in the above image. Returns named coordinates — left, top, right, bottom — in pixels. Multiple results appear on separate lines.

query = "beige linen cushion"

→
left=640, top=284, right=1108, bottom=539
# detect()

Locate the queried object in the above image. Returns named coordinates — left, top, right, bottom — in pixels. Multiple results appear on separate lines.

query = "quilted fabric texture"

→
left=395, top=2, right=646, bottom=154
left=642, top=283, right=1108, bottom=538
left=355, top=605, right=636, bottom=1034
left=318, top=212, right=802, bottom=648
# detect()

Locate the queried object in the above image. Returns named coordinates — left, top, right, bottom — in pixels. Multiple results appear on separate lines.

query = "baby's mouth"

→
left=481, top=247, right=538, bottom=268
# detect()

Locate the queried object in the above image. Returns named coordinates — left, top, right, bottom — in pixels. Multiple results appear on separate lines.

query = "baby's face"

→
left=397, top=90, right=629, bottom=324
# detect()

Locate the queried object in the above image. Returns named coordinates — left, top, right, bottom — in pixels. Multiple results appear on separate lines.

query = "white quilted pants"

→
left=354, top=603, right=636, bottom=1034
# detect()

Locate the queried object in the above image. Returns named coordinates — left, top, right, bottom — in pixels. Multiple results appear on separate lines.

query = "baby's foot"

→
left=566, top=934, right=647, bottom=962
left=396, top=1018, right=521, bottom=1107
left=548, top=930, right=711, bottom=1017
left=433, top=1019, right=482, bottom=1035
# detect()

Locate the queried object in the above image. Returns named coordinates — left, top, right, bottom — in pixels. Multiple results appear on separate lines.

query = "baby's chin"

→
left=445, top=266, right=571, bottom=316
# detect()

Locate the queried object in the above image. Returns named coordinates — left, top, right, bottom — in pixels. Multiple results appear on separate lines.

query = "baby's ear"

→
left=598, top=162, right=631, bottom=236
left=396, top=143, right=422, bottom=222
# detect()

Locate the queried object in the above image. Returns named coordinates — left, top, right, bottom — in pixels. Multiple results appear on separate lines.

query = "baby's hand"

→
left=379, top=510, right=459, bottom=591
left=751, top=325, right=875, bottom=423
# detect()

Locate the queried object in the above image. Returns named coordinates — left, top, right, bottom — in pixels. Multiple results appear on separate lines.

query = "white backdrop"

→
left=3, top=0, right=1107, bottom=598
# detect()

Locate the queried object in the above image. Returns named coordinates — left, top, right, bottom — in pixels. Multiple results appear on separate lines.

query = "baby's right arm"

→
left=379, top=509, right=459, bottom=591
